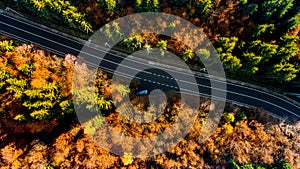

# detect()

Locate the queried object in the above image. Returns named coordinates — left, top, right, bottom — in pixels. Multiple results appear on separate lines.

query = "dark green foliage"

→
left=227, top=158, right=293, bottom=169
left=255, top=165, right=267, bottom=169
left=268, top=35, right=299, bottom=82
left=97, top=0, right=117, bottom=11
left=248, top=40, right=278, bottom=64
left=276, top=35, right=299, bottom=61
left=241, top=53, right=261, bottom=76
left=167, top=0, right=192, bottom=6
left=195, top=0, right=214, bottom=17
left=0, top=70, right=12, bottom=90
left=245, top=3, right=259, bottom=15
left=122, top=34, right=145, bottom=52
left=272, top=160, right=293, bottom=169
left=7, top=0, right=299, bottom=87
left=215, top=33, right=299, bottom=82
left=270, top=62, right=298, bottom=82
left=135, top=0, right=160, bottom=12
left=241, top=163, right=254, bottom=169
left=239, top=0, right=247, bottom=5
left=15, top=0, right=93, bottom=33
left=0, top=70, right=74, bottom=121
left=261, top=0, right=294, bottom=20
left=73, top=88, right=113, bottom=113
left=285, top=12, right=300, bottom=31
left=241, top=0, right=298, bottom=36
left=220, top=53, right=242, bottom=73
left=216, top=37, right=242, bottom=73
left=236, top=111, right=247, bottom=121
left=227, top=158, right=240, bottom=169
left=216, top=37, right=239, bottom=53
left=252, top=24, right=275, bottom=39
left=243, top=0, right=296, bottom=29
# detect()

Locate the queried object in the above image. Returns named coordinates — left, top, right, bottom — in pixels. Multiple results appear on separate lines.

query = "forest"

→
left=0, top=0, right=299, bottom=168
left=0, top=38, right=299, bottom=168
left=1, top=0, right=299, bottom=86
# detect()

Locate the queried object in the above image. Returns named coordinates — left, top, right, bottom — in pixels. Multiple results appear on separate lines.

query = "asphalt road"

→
left=0, top=13, right=299, bottom=122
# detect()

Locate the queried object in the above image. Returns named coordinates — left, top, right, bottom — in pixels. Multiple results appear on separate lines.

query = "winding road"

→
left=0, top=12, right=299, bottom=122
